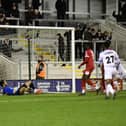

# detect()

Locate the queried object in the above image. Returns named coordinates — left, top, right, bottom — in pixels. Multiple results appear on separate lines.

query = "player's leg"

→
left=101, top=66, right=106, bottom=93
left=104, top=68, right=115, bottom=99
left=118, top=79, right=123, bottom=90
left=79, top=69, right=91, bottom=95
left=79, top=70, right=95, bottom=95
left=18, top=87, right=27, bottom=95
left=85, top=68, right=96, bottom=87
left=24, top=80, right=32, bottom=88
left=79, top=73, right=87, bottom=95
left=86, top=69, right=101, bottom=93
left=112, top=68, right=123, bottom=92
left=14, top=80, right=35, bottom=95
left=23, top=80, right=35, bottom=93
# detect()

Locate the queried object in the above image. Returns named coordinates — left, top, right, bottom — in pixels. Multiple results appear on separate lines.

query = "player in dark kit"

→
left=0, top=80, right=35, bottom=95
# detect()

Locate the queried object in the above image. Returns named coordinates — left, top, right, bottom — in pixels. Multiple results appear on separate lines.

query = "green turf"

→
left=0, top=92, right=126, bottom=126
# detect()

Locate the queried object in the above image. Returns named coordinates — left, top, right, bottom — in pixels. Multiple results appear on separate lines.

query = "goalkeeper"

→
left=0, top=80, right=35, bottom=95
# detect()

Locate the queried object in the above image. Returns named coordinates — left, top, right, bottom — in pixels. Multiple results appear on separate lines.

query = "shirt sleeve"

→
left=115, top=52, right=120, bottom=68
left=98, top=52, right=103, bottom=65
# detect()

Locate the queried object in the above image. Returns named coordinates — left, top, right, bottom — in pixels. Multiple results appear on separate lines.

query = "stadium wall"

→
left=0, top=79, right=124, bottom=93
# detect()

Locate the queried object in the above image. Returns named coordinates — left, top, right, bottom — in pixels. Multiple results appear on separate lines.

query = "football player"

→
left=0, top=80, right=35, bottom=95
left=78, top=43, right=100, bottom=95
left=98, top=40, right=120, bottom=99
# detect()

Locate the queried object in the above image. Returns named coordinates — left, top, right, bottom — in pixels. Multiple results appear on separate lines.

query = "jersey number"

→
left=106, top=55, right=114, bottom=64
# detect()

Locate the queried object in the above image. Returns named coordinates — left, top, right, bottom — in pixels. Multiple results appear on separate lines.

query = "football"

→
left=34, top=89, right=43, bottom=94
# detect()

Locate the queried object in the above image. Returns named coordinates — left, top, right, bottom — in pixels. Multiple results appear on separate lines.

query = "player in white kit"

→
left=117, top=63, right=126, bottom=79
left=98, top=40, right=120, bottom=99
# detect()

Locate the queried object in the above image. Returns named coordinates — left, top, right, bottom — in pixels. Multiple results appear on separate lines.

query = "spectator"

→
left=0, top=2, right=4, bottom=13
left=75, top=24, right=83, bottom=60
left=0, top=11, right=7, bottom=25
left=33, top=9, right=42, bottom=26
left=95, top=29, right=103, bottom=60
left=9, top=2, right=19, bottom=25
left=64, top=30, right=71, bottom=61
left=84, top=27, right=92, bottom=41
left=112, top=11, right=121, bottom=22
left=56, top=33, right=65, bottom=61
left=32, top=0, right=41, bottom=9
left=1, top=0, right=11, bottom=16
left=103, top=31, right=110, bottom=40
left=25, top=6, right=34, bottom=25
left=91, top=28, right=96, bottom=40
left=109, top=32, right=112, bottom=40
left=36, top=56, right=46, bottom=80
left=121, top=2, right=126, bottom=21
left=10, top=2, right=19, bottom=18
left=55, top=0, right=66, bottom=26
left=96, top=29, right=103, bottom=40
left=10, top=3, right=19, bottom=17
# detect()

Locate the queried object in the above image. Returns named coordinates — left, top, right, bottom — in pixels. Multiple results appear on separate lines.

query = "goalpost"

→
left=0, top=25, right=76, bottom=93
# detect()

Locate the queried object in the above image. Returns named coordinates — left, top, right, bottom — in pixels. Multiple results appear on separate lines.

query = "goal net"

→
left=0, top=25, right=77, bottom=92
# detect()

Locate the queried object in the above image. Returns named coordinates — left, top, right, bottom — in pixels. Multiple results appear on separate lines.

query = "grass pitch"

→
left=0, top=92, right=126, bottom=126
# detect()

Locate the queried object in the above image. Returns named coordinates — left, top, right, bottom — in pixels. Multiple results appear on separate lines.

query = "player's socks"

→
left=78, top=90, right=86, bottom=96
left=95, top=81, right=101, bottom=95
left=81, top=80, right=86, bottom=92
left=106, top=84, right=110, bottom=97
left=79, top=80, right=86, bottom=96
left=108, top=84, right=114, bottom=95
left=82, top=89, right=86, bottom=94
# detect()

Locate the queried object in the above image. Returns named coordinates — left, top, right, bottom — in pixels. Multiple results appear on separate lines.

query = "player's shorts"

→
left=83, top=67, right=94, bottom=76
left=104, top=66, right=117, bottom=80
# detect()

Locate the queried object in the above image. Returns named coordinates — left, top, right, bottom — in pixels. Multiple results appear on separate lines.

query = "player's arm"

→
left=115, top=52, right=121, bottom=70
left=97, top=52, right=103, bottom=68
left=78, top=50, right=89, bottom=69
left=78, top=57, right=89, bottom=69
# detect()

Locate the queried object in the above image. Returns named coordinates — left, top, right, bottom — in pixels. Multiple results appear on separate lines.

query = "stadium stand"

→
left=0, top=0, right=126, bottom=81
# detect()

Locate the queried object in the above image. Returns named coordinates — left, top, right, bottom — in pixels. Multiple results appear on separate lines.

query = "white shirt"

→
left=98, top=49, right=120, bottom=68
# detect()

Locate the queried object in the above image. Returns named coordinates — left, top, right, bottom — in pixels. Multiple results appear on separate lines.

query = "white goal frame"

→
left=0, top=25, right=76, bottom=93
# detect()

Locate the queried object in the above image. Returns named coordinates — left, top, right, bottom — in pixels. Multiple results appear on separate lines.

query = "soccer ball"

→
left=34, top=89, right=43, bottom=94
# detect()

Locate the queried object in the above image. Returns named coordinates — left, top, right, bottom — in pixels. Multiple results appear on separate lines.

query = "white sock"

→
left=96, top=81, right=100, bottom=90
left=106, top=84, right=110, bottom=96
left=82, top=89, right=85, bottom=94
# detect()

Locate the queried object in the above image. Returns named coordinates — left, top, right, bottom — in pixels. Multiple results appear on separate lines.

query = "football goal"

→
left=0, top=25, right=77, bottom=92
